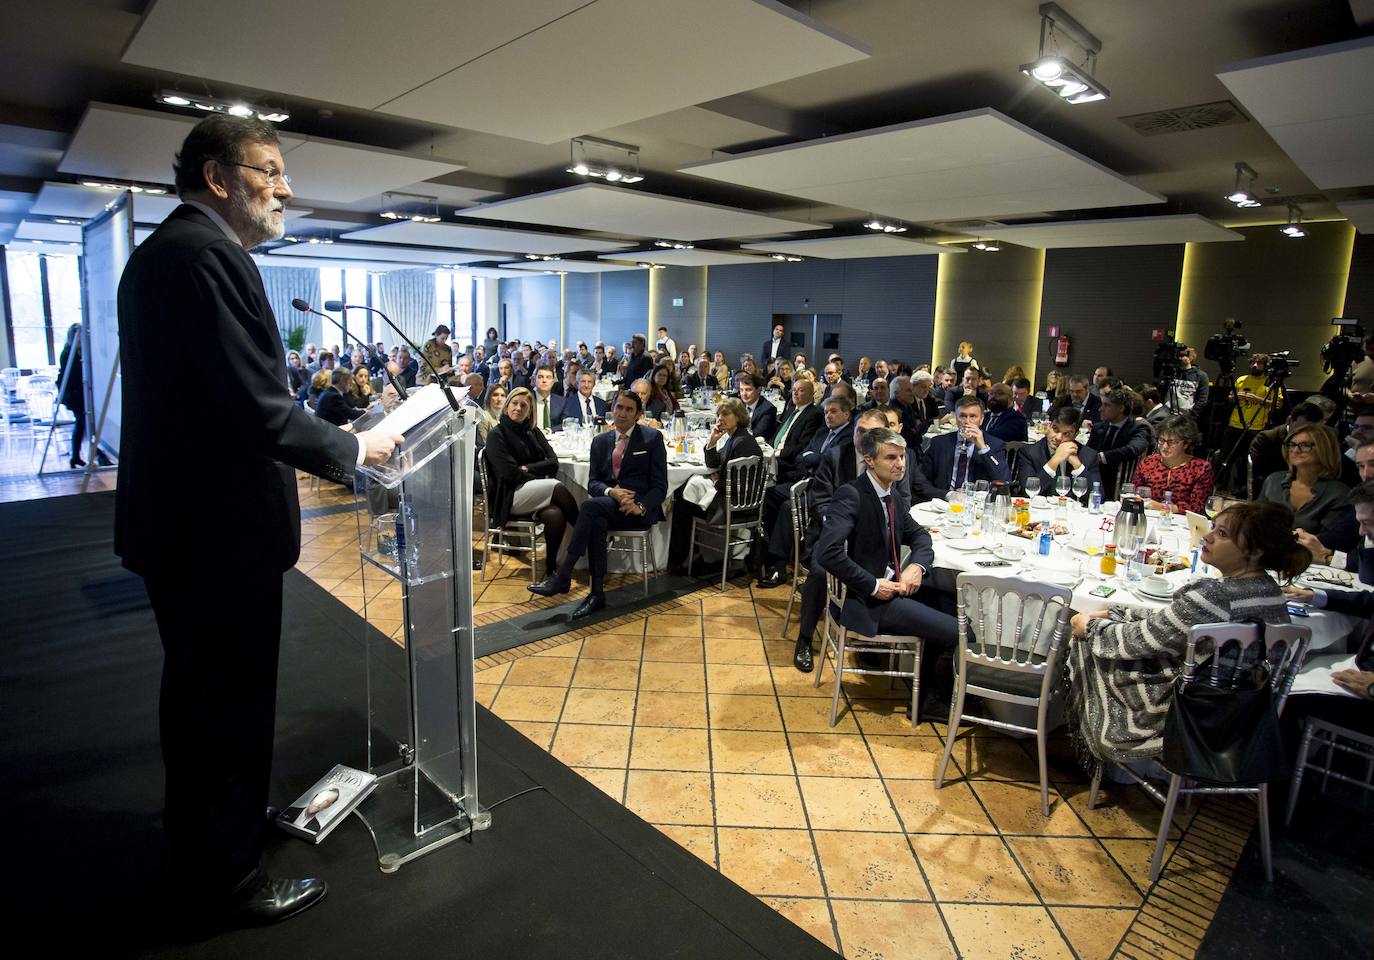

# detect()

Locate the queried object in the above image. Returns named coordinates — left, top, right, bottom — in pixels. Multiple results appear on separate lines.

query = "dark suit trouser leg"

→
left=797, top=560, right=828, bottom=642
left=146, top=572, right=283, bottom=897
left=668, top=495, right=705, bottom=568
left=873, top=592, right=959, bottom=699
left=762, top=483, right=791, bottom=563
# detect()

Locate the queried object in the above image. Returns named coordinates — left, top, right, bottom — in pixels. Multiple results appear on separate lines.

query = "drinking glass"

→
left=1121, top=483, right=1136, bottom=501
left=1136, top=486, right=1152, bottom=506
left=1072, top=476, right=1088, bottom=501
left=1024, top=476, right=1041, bottom=499
left=1206, top=494, right=1226, bottom=518
left=1055, top=474, right=1070, bottom=498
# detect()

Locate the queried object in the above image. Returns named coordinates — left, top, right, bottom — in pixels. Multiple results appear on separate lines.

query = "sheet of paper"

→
left=372, top=383, right=452, bottom=436
left=1289, top=654, right=1360, bottom=699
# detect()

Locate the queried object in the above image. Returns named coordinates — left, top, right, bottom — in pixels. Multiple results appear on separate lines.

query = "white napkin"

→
left=682, top=474, right=717, bottom=510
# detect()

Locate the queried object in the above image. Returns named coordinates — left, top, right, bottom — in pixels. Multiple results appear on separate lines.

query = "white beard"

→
left=227, top=182, right=284, bottom=248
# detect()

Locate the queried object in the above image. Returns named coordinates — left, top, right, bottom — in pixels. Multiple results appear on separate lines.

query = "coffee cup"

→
left=1144, top=573, right=1172, bottom=595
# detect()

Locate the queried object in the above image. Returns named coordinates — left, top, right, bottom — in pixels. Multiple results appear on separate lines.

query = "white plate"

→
left=1033, top=570, right=1078, bottom=586
left=946, top=538, right=986, bottom=551
left=1135, top=584, right=1174, bottom=601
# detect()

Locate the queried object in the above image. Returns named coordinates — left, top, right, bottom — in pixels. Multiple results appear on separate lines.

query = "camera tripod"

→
left=1210, top=366, right=1292, bottom=497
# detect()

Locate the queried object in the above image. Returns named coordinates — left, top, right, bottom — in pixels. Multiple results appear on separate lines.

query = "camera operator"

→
left=1172, top=346, right=1209, bottom=412
left=1350, top=331, right=1374, bottom=405
left=1219, top=353, right=1284, bottom=495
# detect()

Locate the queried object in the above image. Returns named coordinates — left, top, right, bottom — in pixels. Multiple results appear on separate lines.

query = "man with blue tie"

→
left=528, top=391, right=667, bottom=619
left=567, top=370, right=607, bottom=426
left=921, top=395, right=1011, bottom=494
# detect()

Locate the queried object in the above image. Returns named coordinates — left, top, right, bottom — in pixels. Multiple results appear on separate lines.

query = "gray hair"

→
left=890, top=374, right=912, bottom=394
left=1068, top=374, right=1090, bottom=388
left=858, top=426, right=906, bottom=460
left=1305, top=394, right=1337, bottom=418
left=912, top=370, right=934, bottom=385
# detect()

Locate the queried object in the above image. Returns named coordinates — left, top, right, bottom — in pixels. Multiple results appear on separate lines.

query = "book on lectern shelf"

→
left=275, top=764, right=378, bottom=844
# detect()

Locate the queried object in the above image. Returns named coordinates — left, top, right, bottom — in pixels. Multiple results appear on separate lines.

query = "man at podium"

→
left=115, top=114, right=402, bottom=928
left=528, top=390, right=667, bottom=618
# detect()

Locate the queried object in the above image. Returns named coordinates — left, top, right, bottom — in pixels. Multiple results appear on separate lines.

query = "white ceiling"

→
left=974, top=214, right=1244, bottom=249
left=740, top=234, right=959, bottom=258
left=340, top=219, right=631, bottom=255
left=56, top=104, right=464, bottom=204
left=678, top=108, right=1165, bottom=225
left=599, top=248, right=768, bottom=266
left=456, top=266, right=540, bottom=279
left=1217, top=37, right=1374, bottom=191
left=500, top=259, right=642, bottom=273
left=1337, top=200, right=1374, bottom=235
left=271, top=242, right=494, bottom=266
left=253, top=253, right=435, bottom=273
left=462, top=183, right=830, bottom=241
left=15, top=220, right=82, bottom=242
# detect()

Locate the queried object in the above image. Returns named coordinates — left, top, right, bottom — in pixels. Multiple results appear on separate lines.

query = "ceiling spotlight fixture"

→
left=524, top=254, right=559, bottom=261
left=1020, top=3, right=1109, bottom=105
left=769, top=253, right=803, bottom=262
left=1224, top=162, right=1262, bottom=208
left=636, top=262, right=667, bottom=270
left=653, top=239, right=694, bottom=249
left=283, top=233, right=334, bottom=245
left=543, top=269, right=569, bottom=276
left=53, top=218, right=84, bottom=226
left=972, top=238, right=1001, bottom=252
left=79, top=178, right=169, bottom=195
left=157, top=88, right=289, bottom=123
left=379, top=192, right=442, bottom=223
left=566, top=136, right=644, bottom=185
left=1281, top=203, right=1306, bottom=238
left=863, top=217, right=907, bottom=234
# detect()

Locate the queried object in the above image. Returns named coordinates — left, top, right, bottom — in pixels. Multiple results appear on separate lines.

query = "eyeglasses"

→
left=1282, top=440, right=1317, bottom=452
left=219, top=160, right=291, bottom=187
left=1157, top=437, right=1183, bottom=447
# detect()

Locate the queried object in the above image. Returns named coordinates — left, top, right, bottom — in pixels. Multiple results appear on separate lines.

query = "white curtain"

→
left=258, top=266, right=321, bottom=342
left=377, top=269, right=437, bottom=346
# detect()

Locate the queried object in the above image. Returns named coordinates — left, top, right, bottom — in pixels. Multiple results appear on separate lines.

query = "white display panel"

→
left=79, top=193, right=133, bottom=459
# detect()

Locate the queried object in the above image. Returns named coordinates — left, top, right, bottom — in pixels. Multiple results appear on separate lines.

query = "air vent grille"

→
left=1119, top=100, right=1249, bottom=136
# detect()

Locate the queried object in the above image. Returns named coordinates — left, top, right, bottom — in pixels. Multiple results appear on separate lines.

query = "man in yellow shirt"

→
left=1222, top=354, right=1283, bottom=494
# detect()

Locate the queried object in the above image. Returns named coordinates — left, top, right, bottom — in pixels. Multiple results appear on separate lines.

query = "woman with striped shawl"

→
left=1067, top=502, right=1311, bottom=763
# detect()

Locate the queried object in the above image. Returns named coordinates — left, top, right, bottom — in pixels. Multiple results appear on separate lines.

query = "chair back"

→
left=1110, top=455, right=1141, bottom=499
left=1185, top=621, right=1311, bottom=715
left=1003, top=439, right=1026, bottom=460
left=1, top=368, right=18, bottom=394
left=23, top=375, right=57, bottom=396
left=476, top=447, right=495, bottom=527
left=788, top=478, right=812, bottom=561
left=723, top=455, right=767, bottom=514
left=954, top=574, right=1073, bottom=695
left=24, top=387, right=57, bottom=424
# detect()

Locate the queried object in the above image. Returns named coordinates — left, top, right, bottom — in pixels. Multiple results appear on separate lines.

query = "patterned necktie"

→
left=953, top=442, right=970, bottom=490
left=882, top=494, right=900, bottom=572
left=612, top=432, right=629, bottom=478
left=585, top=397, right=593, bottom=421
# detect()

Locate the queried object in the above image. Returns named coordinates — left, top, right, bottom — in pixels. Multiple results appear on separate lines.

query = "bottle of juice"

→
left=1100, top=543, right=1117, bottom=576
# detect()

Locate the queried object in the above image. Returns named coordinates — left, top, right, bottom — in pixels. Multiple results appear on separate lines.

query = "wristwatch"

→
left=1365, top=682, right=1374, bottom=701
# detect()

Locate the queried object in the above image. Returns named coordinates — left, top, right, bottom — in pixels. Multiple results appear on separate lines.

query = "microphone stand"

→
left=291, top=299, right=410, bottom=403
left=324, top=301, right=460, bottom=412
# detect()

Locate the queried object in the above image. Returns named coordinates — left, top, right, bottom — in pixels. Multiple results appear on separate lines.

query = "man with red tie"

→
left=1009, top=377, right=1043, bottom=417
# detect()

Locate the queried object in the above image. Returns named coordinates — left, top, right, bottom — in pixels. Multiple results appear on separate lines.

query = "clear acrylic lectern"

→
left=350, top=402, right=489, bottom=872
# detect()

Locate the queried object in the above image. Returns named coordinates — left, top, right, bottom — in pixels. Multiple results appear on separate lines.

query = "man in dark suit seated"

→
left=566, top=370, right=607, bottom=425
left=887, top=375, right=929, bottom=450
left=395, top=346, right=419, bottom=389
left=1089, top=388, right=1153, bottom=496
left=1305, top=454, right=1374, bottom=584
left=1009, top=377, right=1043, bottom=417
left=739, top=373, right=779, bottom=440
left=315, top=369, right=366, bottom=426
left=1048, top=374, right=1101, bottom=423
left=921, top=395, right=1012, bottom=495
left=757, top=395, right=854, bottom=587
left=530, top=364, right=567, bottom=431
left=681, top=356, right=713, bottom=393
left=941, top=366, right=987, bottom=413
left=1014, top=408, right=1101, bottom=501
left=529, top=390, right=667, bottom=619
left=815, top=427, right=959, bottom=703
left=983, top=383, right=1029, bottom=445
left=770, top=378, right=824, bottom=483
left=860, top=377, right=889, bottom=412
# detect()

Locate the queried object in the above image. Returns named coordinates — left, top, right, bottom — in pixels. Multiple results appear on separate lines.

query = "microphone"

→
left=322, top=300, right=458, bottom=411
left=291, top=299, right=408, bottom=402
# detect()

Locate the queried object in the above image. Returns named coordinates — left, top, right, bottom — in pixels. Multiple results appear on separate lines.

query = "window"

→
left=5, top=251, right=82, bottom=368
left=315, top=268, right=349, bottom=355
left=435, top=270, right=475, bottom=350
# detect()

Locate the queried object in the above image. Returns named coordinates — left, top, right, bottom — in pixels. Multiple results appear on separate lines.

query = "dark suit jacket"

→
left=681, top=371, right=711, bottom=393
left=530, top=391, right=568, bottom=431
left=746, top=400, right=779, bottom=440
left=888, top=399, right=929, bottom=450
left=762, top=337, right=787, bottom=365
left=704, top=428, right=763, bottom=502
left=1013, top=395, right=1045, bottom=417
left=982, top=407, right=1028, bottom=445
left=943, top=387, right=988, bottom=412
left=622, top=350, right=653, bottom=386
left=815, top=476, right=936, bottom=636
left=797, top=421, right=853, bottom=474
left=773, top=403, right=824, bottom=483
left=115, top=205, right=356, bottom=579
left=920, top=431, right=1011, bottom=492
left=483, top=420, right=560, bottom=527
left=807, top=446, right=938, bottom=553
left=565, top=392, right=607, bottom=425
left=589, top=424, right=668, bottom=524
left=1013, top=438, right=1102, bottom=501
left=1089, top=418, right=1153, bottom=468
left=1049, top=392, right=1102, bottom=423
left=316, top=387, right=365, bottom=426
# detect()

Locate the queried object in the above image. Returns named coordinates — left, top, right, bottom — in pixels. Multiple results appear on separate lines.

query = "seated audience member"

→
left=827, top=380, right=859, bottom=409
left=666, top=397, right=763, bottom=575
left=888, top=375, right=929, bottom=449
left=1250, top=402, right=1325, bottom=485
left=739, top=373, right=779, bottom=439
left=1043, top=369, right=1067, bottom=405
left=910, top=371, right=942, bottom=422
left=1131, top=415, right=1215, bottom=515
left=757, top=395, right=854, bottom=587
left=1090, top=365, right=1112, bottom=396
left=943, top=366, right=987, bottom=412
left=767, top=359, right=796, bottom=393
left=1258, top=422, right=1351, bottom=537
left=1140, top=387, right=1169, bottom=430
left=983, top=383, right=1029, bottom=445
left=1089, top=388, right=1154, bottom=495
left=1049, top=373, right=1101, bottom=423
left=305, top=369, right=331, bottom=411
left=396, top=347, right=419, bottom=388
left=682, top=356, right=714, bottom=393
left=285, top=350, right=308, bottom=399
left=874, top=359, right=892, bottom=382
left=459, top=373, right=485, bottom=412
left=1009, top=377, right=1042, bottom=417
left=854, top=356, right=875, bottom=385
left=1014, top=408, right=1101, bottom=500
left=815, top=427, right=959, bottom=703
left=1002, top=364, right=1026, bottom=385
left=650, top=362, right=680, bottom=415
left=350, top=366, right=374, bottom=408
left=921, top=395, right=1012, bottom=493
left=862, top=377, right=890, bottom=412
left=528, top=391, right=668, bottom=619
left=1069, top=501, right=1305, bottom=764
left=1300, top=473, right=1374, bottom=584
left=1337, top=405, right=1374, bottom=486
left=528, top=365, right=566, bottom=431
left=566, top=371, right=607, bottom=425
left=710, top=351, right=732, bottom=390
left=559, top=360, right=581, bottom=397
left=820, top=360, right=847, bottom=398
left=739, top=354, right=760, bottom=380
left=477, top=384, right=508, bottom=446
left=631, top=378, right=666, bottom=427
left=484, top=387, right=580, bottom=573
left=934, top=369, right=958, bottom=405
left=492, top=358, right=519, bottom=394
left=316, top=369, right=366, bottom=426
left=770, top=379, right=824, bottom=483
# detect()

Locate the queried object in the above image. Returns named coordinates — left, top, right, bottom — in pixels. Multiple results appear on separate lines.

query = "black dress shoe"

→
left=570, top=592, right=606, bottom=620
left=665, top=563, right=688, bottom=577
left=69, top=457, right=85, bottom=469
left=756, top=567, right=787, bottom=589
left=527, top=574, right=571, bottom=597
left=793, top=638, right=814, bottom=673
left=231, top=876, right=327, bottom=926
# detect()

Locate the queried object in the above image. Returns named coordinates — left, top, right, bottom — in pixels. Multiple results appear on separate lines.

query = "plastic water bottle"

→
left=1126, top=545, right=1148, bottom=583
left=1037, top=523, right=1053, bottom=557
left=1089, top=481, right=1103, bottom=515
left=1161, top=490, right=1174, bottom=518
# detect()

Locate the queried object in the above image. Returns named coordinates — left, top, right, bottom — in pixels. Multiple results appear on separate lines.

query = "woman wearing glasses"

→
left=1258, top=422, right=1351, bottom=536
left=1132, top=415, right=1214, bottom=515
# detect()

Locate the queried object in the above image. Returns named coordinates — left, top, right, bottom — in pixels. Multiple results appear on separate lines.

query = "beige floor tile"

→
left=703, top=615, right=762, bottom=639
left=1008, top=838, right=1141, bottom=907
left=530, top=639, right=581, bottom=658
left=700, top=595, right=759, bottom=617
left=946, top=732, right=1043, bottom=782
left=476, top=661, right=511, bottom=683
left=647, top=613, right=703, bottom=638
left=710, top=729, right=795, bottom=775
left=551, top=723, right=633, bottom=768
left=578, top=633, right=645, bottom=660
left=559, top=688, right=636, bottom=725
left=657, top=823, right=716, bottom=865
left=850, top=698, right=924, bottom=735
left=908, top=834, right=1037, bottom=903
left=867, top=734, right=955, bottom=780
left=1101, top=838, right=1178, bottom=892
left=490, top=684, right=567, bottom=723
left=762, top=898, right=836, bottom=951
left=707, top=663, right=777, bottom=696
left=799, top=777, right=902, bottom=832
left=788, top=732, right=880, bottom=778
left=812, top=830, right=929, bottom=900
left=756, top=615, right=790, bottom=640
left=641, top=633, right=705, bottom=663
left=713, top=772, right=808, bottom=828
left=1052, top=906, right=1136, bottom=960
left=630, top=726, right=711, bottom=771
left=571, top=657, right=641, bottom=690
left=635, top=690, right=709, bottom=728
left=779, top=696, right=860, bottom=733
left=572, top=766, right=626, bottom=801
left=716, top=828, right=823, bottom=897
left=472, top=602, right=511, bottom=616
left=624, top=770, right=714, bottom=825
left=887, top=779, right=997, bottom=835
left=770, top=663, right=837, bottom=698
left=476, top=583, right=536, bottom=604
left=830, top=900, right=955, bottom=960
left=639, top=660, right=707, bottom=693
left=504, top=720, right=556, bottom=750
left=1059, top=780, right=1185, bottom=840
left=941, top=904, right=1075, bottom=960
left=762, top=640, right=798, bottom=668
left=709, top=693, right=784, bottom=731
left=971, top=780, right=1089, bottom=836
left=596, top=618, right=648, bottom=638
left=505, top=656, right=577, bottom=688
left=475, top=683, right=499, bottom=707
left=703, top=636, right=768, bottom=664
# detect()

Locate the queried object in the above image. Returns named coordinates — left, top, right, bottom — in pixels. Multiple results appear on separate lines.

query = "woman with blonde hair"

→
left=1044, top=369, right=1067, bottom=404
left=484, top=387, right=579, bottom=569
left=949, top=341, right=980, bottom=381
left=767, top=359, right=796, bottom=393
left=477, top=383, right=507, bottom=446
left=1258, top=422, right=1351, bottom=536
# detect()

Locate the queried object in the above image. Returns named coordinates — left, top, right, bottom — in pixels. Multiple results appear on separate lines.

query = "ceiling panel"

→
left=271, top=242, right=495, bottom=266
left=1217, top=37, right=1374, bottom=191
left=678, top=109, right=1163, bottom=224
left=455, top=266, right=540, bottom=279
left=974, top=214, right=1243, bottom=249
left=30, top=182, right=120, bottom=219
left=341, top=219, right=631, bottom=255
left=500, top=259, right=642, bottom=273
left=15, top=220, right=82, bottom=242
left=462, top=183, right=829, bottom=241
left=598, top=248, right=768, bottom=266
left=377, top=0, right=868, bottom=143
left=740, top=234, right=958, bottom=258
left=253, top=253, right=433, bottom=273
left=1337, top=200, right=1374, bottom=234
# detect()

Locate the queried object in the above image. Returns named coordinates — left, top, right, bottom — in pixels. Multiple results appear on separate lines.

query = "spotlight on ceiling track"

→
left=972, top=238, right=1001, bottom=252
left=864, top=217, right=907, bottom=234
left=636, top=262, right=667, bottom=270
left=1281, top=203, right=1306, bottom=239
left=769, top=253, right=803, bottom=262
left=653, top=239, right=694, bottom=249
left=1225, top=162, right=1262, bottom=208
left=379, top=192, right=442, bottom=223
left=283, top=233, right=334, bottom=245
left=566, top=136, right=644, bottom=185
left=524, top=254, right=559, bottom=261
left=157, top=89, right=289, bottom=123
left=1020, top=3, right=1109, bottom=104
left=80, top=178, right=168, bottom=195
